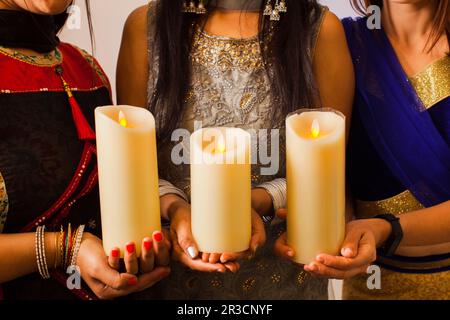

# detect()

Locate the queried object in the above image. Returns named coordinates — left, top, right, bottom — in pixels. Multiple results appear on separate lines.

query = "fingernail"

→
left=153, top=231, right=163, bottom=243
left=126, top=243, right=135, bottom=254
left=128, top=277, right=137, bottom=286
left=316, top=255, right=324, bottom=263
left=111, top=249, right=120, bottom=258
left=309, top=263, right=318, bottom=271
left=342, top=248, right=353, bottom=257
left=287, top=250, right=294, bottom=257
left=144, top=239, right=153, bottom=251
left=187, top=246, right=198, bottom=259
left=217, top=269, right=225, bottom=273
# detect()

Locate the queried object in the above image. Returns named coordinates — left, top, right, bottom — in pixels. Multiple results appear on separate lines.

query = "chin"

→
left=25, top=0, right=73, bottom=15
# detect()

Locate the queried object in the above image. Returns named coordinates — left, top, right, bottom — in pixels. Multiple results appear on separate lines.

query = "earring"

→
left=196, top=0, right=207, bottom=14
left=277, top=0, right=287, bottom=13
left=263, top=0, right=273, bottom=16
left=264, top=0, right=287, bottom=21
left=184, top=0, right=196, bottom=13
left=271, top=1, right=280, bottom=21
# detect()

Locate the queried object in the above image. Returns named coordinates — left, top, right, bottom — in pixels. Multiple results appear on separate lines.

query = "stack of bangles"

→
left=35, top=224, right=85, bottom=279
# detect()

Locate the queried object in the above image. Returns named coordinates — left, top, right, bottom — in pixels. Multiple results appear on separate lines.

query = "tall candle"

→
left=190, top=127, right=251, bottom=253
left=286, top=108, right=345, bottom=264
left=95, top=105, right=161, bottom=257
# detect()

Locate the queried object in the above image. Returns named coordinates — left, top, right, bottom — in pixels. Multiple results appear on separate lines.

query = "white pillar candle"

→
left=286, top=108, right=346, bottom=264
left=190, top=127, right=252, bottom=253
left=95, top=105, right=161, bottom=257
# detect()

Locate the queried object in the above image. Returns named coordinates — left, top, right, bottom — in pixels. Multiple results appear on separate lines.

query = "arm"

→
left=0, top=232, right=58, bottom=284
left=116, top=5, right=149, bottom=107
left=307, top=201, right=450, bottom=279
left=313, top=11, right=355, bottom=135
left=273, top=11, right=355, bottom=261
left=370, top=200, right=450, bottom=247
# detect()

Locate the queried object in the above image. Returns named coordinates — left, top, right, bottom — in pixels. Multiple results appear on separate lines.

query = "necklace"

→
left=0, top=45, right=62, bottom=66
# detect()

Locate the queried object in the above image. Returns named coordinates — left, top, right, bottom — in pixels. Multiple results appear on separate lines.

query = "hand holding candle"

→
left=95, top=105, right=161, bottom=258
left=190, top=127, right=252, bottom=254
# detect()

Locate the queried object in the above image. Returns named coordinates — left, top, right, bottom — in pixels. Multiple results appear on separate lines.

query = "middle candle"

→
left=190, top=127, right=252, bottom=253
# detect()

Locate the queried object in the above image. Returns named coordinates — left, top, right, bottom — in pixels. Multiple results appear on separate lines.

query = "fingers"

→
left=124, top=242, right=138, bottom=275
left=202, top=252, right=210, bottom=262
left=96, top=267, right=171, bottom=300
left=340, top=227, right=363, bottom=258
left=153, top=231, right=170, bottom=266
left=208, top=253, right=221, bottom=264
left=174, top=219, right=200, bottom=260
left=250, top=210, right=266, bottom=253
left=172, top=239, right=226, bottom=273
left=140, top=237, right=155, bottom=273
left=92, top=265, right=137, bottom=292
left=220, top=252, right=247, bottom=263
left=276, top=208, right=287, bottom=220
left=305, top=262, right=368, bottom=279
left=108, top=248, right=121, bottom=270
left=224, top=262, right=240, bottom=273
left=273, top=232, right=295, bottom=259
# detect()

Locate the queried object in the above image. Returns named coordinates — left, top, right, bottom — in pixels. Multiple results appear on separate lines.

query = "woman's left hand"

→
left=304, top=219, right=378, bottom=279
left=274, top=210, right=382, bottom=279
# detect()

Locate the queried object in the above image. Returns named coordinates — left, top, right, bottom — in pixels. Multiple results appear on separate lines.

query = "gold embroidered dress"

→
left=136, top=2, right=330, bottom=299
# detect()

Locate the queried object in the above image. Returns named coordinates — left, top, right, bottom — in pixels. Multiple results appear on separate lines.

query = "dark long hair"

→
left=150, top=0, right=323, bottom=142
left=351, top=0, right=450, bottom=54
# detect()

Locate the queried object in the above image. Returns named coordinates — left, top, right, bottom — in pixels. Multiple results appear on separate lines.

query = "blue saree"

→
left=342, top=16, right=450, bottom=300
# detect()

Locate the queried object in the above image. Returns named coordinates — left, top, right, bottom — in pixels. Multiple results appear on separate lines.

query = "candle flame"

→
left=214, top=142, right=226, bottom=154
left=118, top=111, right=127, bottom=128
left=311, top=119, right=320, bottom=138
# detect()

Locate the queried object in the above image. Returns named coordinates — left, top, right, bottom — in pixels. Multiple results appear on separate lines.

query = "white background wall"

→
left=60, top=0, right=357, bottom=101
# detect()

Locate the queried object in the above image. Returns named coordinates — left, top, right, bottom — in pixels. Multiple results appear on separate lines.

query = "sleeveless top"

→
left=132, top=1, right=330, bottom=300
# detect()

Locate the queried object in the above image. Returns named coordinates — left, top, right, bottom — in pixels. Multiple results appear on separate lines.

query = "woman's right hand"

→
left=169, top=200, right=240, bottom=273
left=76, top=232, right=170, bottom=300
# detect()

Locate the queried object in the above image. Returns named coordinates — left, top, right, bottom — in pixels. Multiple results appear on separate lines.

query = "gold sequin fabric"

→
left=409, top=56, right=450, bottom=110
left=355, top=190, right=424, bottom=219
left=353, top=190, right=450, bottom=299
left=191, top=29, right=264, bottom=73
left=0, top=171, right=8, bottom=233
left=344, top=267, right=450, bottom=300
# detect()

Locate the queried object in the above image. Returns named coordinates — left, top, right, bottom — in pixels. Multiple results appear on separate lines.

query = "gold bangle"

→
left=53, top=231, right=58, bottom=269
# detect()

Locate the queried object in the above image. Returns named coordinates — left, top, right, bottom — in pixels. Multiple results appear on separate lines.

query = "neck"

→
left=382, top=0, right=440, bottom=49
left=204, top=10, right=260, bottom=39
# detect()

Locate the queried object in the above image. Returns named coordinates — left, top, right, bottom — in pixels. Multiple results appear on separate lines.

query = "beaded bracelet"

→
left=35, top=226, right=50, bottom=279
left=70, top=225, right=85, bottom=267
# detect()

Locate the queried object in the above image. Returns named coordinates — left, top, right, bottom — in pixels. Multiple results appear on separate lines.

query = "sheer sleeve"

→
left=159, top=179, right=189, bottom=202
left=0, top=171, right=9, bottom=233
left=255, top=178, right=286, bottom=211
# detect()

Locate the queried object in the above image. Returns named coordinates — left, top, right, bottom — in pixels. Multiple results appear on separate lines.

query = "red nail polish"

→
left=128, top=277, right=137, bottom=286
left=111, top=249, right=119, bottom=258
left=153, top=232, right=163, bottom=243
left=144, top=240, right=153, bottom=251
left=126, top=243, right=135, bottom=254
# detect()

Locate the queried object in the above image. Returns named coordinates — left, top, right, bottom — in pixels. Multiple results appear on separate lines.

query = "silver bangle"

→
left=256, top=178, right=287, bottom=211
left=35, top=225, right=50, bottom=279
left=70, top=225, right=85, bottom=267
left=159, top=179, right=189, bottom=202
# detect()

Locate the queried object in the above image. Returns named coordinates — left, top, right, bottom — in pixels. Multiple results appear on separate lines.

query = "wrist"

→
left=251, top=188, right=274, bottom=217
left=44, top=232, right=61, bottom=270
left=369, top=218, right=393, bottom=248
left=167, top=197, right=190, bottom=221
